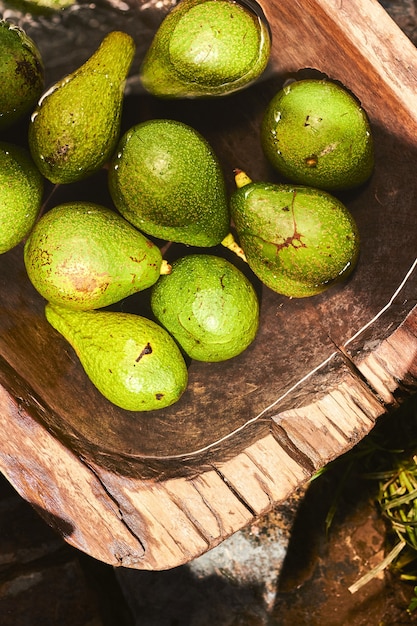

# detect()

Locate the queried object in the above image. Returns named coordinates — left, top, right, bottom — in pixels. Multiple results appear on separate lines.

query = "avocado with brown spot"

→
left=0, top=20, right=44, bottom=131
left=45, top=304, right=188, bottom=411
left=230, top=174, right=360, bottom=298
left=28, top=31, right=135, bottom=184
left=261, top=79, right=374, bottom=190
left=24, top=202, right=165, bottom=310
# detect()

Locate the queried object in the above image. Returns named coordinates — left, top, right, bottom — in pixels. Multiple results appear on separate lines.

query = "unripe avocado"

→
left=108, top=119, right=230, bottom=247
left=22, top=0, right=76, bottom=9
left=0, top=141, right=44, bottom=254
left=24, top=202, right=165, bottom=310
left=151, top=254, right=259, bottom=361
left=28, top=31, right=135, bottom=184
left=230, top=176, right=360, bottom=298
left=139, top=0, right=271, bottom=98
left=0, top=20, right=44, bottom=131
left=45, top=304, right=189, bottom=411
left=261, top=79, right=374, bottom=190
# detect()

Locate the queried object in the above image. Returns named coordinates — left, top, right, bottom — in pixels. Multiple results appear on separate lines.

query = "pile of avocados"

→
left=0, top=0, right=374, bottom=412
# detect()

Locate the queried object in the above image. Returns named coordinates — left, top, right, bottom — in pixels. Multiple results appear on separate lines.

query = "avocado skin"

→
left=151, top=254, right=259, bottom=362
left=261, top=79, right=374, bottom=191
left=28, top=31, right=135, bottom=184
left=45, top=304, right=189, bottom=412
left=0, top=20, right=44, bottom=131
left=230, top=182, right=360, bottom=298
left=139, top=0, right=271, bottom=98
left=108, top=119, right=230, bottom=247
left=0, top=141, right=44, bottom=254
left=24, top=202, right=163, bottom=310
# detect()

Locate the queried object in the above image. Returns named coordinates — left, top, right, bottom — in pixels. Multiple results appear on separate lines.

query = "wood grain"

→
left=1, top=0, right=417, bottom=569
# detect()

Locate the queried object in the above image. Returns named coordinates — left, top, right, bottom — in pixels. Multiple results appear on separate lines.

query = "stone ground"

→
left=2, top=1, right=417, bottom=624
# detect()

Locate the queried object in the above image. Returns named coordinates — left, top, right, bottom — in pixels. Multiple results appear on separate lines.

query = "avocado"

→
left=45, top=303, right=189, bottom=411
left=230, top=173, right=360, bottom=297
left=0, top=141, right=44, bottom=254
left=108, top=118, right=230, bottom=247
left=0, top=20, right=44, bottom=131
left=24, top=202, right=166, bottom=310
left=28, top=31, right=135, bottom=184
left=151, top=253, right=259, bottom=361
left=261, top=79, right=374, bottom=190
left=139, top=0, right=271, bottom=98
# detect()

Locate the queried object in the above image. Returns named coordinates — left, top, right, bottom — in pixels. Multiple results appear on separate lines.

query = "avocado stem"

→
left=221, top=232, right=247, bottom=262
left=160, top=259, right=172, bottom=275
left=234, top=169, right=253, bottom=189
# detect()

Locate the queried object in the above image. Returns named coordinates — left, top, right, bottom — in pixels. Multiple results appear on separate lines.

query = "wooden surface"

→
left=1, top=0, right=417, bottom=569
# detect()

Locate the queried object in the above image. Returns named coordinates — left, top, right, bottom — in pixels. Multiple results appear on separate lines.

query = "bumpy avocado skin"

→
left=230, top=182, right=360, bottom=298
left=140, top=0, right=271, bottom=98
left=45, top=304, right=189, bottom=412
left=261, top=79, right=374, bottom=190
left=0, top=142, right=44, bottom=254
left=28, top=31, right=135, bottom=184
left=21, top=0, right=76, bottom=9
left=108, top=119, right=230, bottom=247
left=0, top=21, right=44, bottom=131
left=24, top=202, right=163, bottom=310
left=151, top=254, right=259, bottom=362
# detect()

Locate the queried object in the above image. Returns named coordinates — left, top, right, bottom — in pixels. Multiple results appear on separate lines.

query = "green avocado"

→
left=108, top=119, right=230, bottom=247
left=0, top=20, right=44, bottom=131
left=139, top=0, right=271, bottom=98
left=45, top=304, right=189, bottom=411
left=151, top=254, right=259, bottom=361
left=261, top=79, right=374, bottom=190
left=18, top=0, right=76, bottom=10
left=24, top=202, right=165, bottom=310
left=0, top=141, right=44, bottom=254
left=28, top=31, right=135, bottom=184
left=230, top=175, right=360, bottom=298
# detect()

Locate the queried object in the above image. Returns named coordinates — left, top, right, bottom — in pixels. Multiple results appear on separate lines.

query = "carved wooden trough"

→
left=1, top=0, right=417, bottom=570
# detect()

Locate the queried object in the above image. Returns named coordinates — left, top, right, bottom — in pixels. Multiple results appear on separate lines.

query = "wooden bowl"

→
left=1, top=0, right=417, bottom=570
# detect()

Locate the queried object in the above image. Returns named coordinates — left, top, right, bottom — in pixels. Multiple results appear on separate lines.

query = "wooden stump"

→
left=1, top=0, right=417, bottom=569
